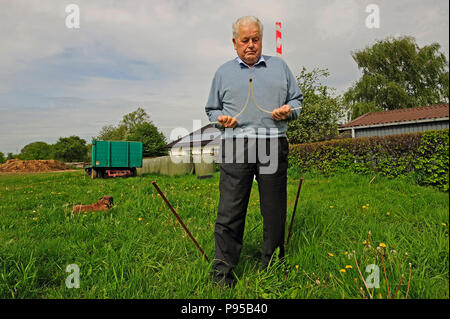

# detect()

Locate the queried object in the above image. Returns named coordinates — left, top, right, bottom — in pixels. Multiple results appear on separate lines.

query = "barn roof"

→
left=166, top=124, right=220, bottom=149
left=341, top=103, right=449, bottom=128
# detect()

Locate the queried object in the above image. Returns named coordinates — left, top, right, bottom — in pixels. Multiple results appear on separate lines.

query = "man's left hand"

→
left=272, top=104, right=291, bottom=121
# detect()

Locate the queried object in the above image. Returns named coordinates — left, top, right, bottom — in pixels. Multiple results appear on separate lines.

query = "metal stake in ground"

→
left=285, top=177, right=303, bottom=247
left=151, top=181, right=210, bottom=263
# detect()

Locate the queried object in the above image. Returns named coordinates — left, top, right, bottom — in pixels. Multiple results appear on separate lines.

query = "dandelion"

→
left=386, top=212, right=390, bottom=216
left=379, top=243, right=387, bottom=248
left=339, top=269, right=346, bottom=273
left=32, top=217, right=38, bottom=221
left=295, top=265, right=299, bottom=271
left=344, top=251, right=348, bottom=255
left=138, top=217, right=143, bottom=221
left=362, top=240, right=368, bottom=245
left=345, top=265, right=353, bottom=269
left=442, top=223, right=447, bottom=227
left=328, top=253, right=334, bottom=257
left=329, top=206, right=334, bottom=209
left=362, top=205, right=366, bottom=209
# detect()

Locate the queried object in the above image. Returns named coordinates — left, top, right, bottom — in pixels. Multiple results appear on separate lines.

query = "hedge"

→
left=288, top=129, right=449, bottom=191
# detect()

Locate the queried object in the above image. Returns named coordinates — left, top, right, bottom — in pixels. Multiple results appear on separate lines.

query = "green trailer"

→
left=85, top=140, right=143, bottom=179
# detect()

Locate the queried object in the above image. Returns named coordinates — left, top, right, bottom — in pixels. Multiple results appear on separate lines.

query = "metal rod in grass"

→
left=285, top=177, right=303, bottom=247
left=152, top=181, right=210, bottom=263
left=353, top=250, right=373, bottom=299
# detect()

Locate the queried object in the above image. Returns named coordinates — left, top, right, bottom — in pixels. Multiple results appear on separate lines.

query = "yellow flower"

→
left=362, top=240, right=368, bottom=245
left=379, top=243, right=387, bottom=248
left=329, top=206, right=334, bottom=209
left=295, top=265, right=299, bottom=270
left=344, top=251, right=348, bottom=255
left=339, top=269, right=346, bottom=273
left=442, top=223, right=447, bottom=227
left=345, top=265, right=353, bottom=269
left=328, top=253, right=334, bottom=257
left=362, top=205, right=366, bottom=209
left=386, top=212, right=390, bottom=216
left=32, top=217, right=38, bottom=221
left=138, top=217, right=143, bottom=221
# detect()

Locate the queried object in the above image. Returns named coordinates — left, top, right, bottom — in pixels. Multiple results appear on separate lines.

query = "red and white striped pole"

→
left=276, top=22, right=282, bottom=56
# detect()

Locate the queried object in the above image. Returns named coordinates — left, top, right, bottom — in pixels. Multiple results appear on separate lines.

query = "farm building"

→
left=339, top=103, right=449, bottom=138
left=166, top=124, right=220, bottom=156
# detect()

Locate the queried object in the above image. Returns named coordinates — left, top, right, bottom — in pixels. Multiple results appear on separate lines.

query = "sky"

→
left=0, top=0, right=448, bottom=154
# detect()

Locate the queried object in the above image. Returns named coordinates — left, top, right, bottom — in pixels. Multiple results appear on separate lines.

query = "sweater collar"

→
left=236, top=55, right=266, bottom=68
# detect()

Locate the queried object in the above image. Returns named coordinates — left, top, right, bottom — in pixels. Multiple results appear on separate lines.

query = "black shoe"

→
left=212, top=271, right=236, bottom=288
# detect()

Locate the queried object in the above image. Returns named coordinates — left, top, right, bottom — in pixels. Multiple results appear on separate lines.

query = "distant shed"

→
left=339, top=103, right=449, bottom=138
left=166, top=124, right=220, bottom=156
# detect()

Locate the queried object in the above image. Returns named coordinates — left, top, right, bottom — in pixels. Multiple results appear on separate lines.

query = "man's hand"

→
left=217, top=115, right=238, bottom=128
left=272, top=104, right=291, bottom=121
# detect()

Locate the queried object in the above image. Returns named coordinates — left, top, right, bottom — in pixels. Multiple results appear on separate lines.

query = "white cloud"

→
left=0, top=0, right=448, bottom=154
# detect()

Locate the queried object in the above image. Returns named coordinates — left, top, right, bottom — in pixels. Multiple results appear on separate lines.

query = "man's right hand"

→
left=217, top=115, right=238, bottom=128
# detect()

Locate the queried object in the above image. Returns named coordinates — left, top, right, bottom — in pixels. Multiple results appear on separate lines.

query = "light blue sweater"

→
left=205, top=55, right=303, bottom=138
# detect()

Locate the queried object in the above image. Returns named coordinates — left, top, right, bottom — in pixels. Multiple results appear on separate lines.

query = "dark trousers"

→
left=213, top=137, right=289, bottom=282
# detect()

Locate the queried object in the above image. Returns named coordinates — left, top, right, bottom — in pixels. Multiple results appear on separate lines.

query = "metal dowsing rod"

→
left=209, top=78, right=301, bottom=125
left=152, top=181, right=210, bottom=263
left=285, top=177, right=304, bottom=247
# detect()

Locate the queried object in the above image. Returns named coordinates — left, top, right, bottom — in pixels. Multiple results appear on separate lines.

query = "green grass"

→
left=0, top=169, right=448, bottom=299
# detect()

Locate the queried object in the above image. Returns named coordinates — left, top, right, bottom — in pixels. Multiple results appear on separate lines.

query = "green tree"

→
left=127, top=122, right=167, bottom=157
left=287, top=67, right=345, bottom=144
left=6, top=153, right=17, bottom=160
left=18, top=141, right=53, bottom=160
left=96, top=107, right=167, bottom=157
left=344, top=36, right=449, bottom=120
left=96, top=124, right=127, bottom=141
left=0, top=152, right=5, bottom=164
left=121, top=107, right=150, bottom=134
left=53, top=136, right=89, bottom=162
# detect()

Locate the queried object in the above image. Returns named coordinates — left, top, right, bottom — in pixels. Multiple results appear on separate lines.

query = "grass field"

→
left=0, top=169, right=448, bottom=299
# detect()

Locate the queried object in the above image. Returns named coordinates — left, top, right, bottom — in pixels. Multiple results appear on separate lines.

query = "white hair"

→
left=232, top=16, right=264, bottom=39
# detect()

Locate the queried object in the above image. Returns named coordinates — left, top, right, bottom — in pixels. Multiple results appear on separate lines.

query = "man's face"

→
left=233, top=23, right=262, bottom=67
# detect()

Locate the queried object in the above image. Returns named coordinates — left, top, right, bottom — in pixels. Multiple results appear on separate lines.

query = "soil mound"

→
left=0, top=159, right=70, bottom=173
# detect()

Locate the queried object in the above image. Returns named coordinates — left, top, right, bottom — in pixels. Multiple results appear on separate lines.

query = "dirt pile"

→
left=0, top=159, right=71, bottom=173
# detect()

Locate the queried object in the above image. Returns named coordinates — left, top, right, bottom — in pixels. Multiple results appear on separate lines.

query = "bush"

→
left=288, top=129, right=449, bottom=191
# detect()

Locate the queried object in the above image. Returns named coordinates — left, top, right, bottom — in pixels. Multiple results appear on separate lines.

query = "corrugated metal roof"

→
left=342, top=103, right=449, bottom=128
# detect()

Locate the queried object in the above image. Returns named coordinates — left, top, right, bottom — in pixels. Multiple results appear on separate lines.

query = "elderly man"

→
left=205, top=16, right=303, bottom=286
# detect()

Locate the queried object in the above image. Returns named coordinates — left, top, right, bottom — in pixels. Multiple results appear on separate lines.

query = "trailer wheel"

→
left=131, top=167, right=137, bottom=177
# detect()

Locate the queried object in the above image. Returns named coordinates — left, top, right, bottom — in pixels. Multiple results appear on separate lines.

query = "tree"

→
left=96, top=107, right=167, bottom=157
left=287, top=67, right=345, bottom=144
left=18, top=141, right=53, bottom=160
left=0, top=152, right=5, bottom=164
left=344, top=36, right=449, bottom=120
left=53, top=136, right=89, bottom=162
left=121, top=107, right=150, bottom=134
left=96, top=124, right=127, bottom=141
left=127, top=122, right=167, bottom=157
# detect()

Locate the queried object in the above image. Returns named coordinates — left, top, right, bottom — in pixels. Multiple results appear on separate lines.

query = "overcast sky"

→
left=0, top=0, right=448, bottom=154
